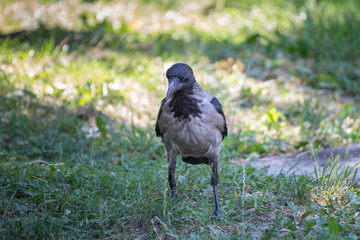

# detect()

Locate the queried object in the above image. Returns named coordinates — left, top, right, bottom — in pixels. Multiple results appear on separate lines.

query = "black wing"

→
left=210, top=97, right=228, bottom=139
left=155, top=99, right=166, bottom=137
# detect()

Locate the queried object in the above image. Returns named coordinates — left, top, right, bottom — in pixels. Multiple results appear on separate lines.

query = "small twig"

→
left=58, top=35, right=71, bottom=49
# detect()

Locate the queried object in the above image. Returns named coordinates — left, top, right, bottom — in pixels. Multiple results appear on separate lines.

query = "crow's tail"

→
left=182, top=156, right=210, bottom=165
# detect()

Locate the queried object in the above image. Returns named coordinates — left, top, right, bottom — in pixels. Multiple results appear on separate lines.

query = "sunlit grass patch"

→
left=309, top=146, right=359, bottom=208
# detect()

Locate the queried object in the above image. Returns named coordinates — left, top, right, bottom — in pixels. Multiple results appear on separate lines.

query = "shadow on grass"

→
left=0, top=74, right=163, bottom=163
left=0, top=80, right=89, bottom=161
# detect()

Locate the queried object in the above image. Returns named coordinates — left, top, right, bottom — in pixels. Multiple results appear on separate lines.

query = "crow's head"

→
left=165, top=63, right=196, bottom=98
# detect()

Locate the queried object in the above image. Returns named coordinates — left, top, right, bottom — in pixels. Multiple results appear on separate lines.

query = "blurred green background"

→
left=1, top=0, right=360, bottom=154
left=1, top=0, right=360, bottom=239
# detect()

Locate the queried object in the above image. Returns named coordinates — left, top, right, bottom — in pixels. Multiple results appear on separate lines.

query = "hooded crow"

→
left=155, top=63, right=227, bottom=217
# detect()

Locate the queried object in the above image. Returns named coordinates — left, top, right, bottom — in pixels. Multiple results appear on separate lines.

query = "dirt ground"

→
left=248, top=144, right=360, bottom=181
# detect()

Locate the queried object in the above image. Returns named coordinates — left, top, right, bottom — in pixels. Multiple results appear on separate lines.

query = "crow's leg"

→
left=211, top=155, right=221, bottom=217
left=167, top=151, right=177, bottom=200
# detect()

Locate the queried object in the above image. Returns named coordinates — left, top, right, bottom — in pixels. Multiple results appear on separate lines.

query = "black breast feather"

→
left=169, top=89, right=202, bottom=121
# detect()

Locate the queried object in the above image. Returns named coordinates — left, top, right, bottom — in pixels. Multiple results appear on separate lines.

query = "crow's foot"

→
left=171, top=188, right=176, bottom=201
left=211, top=209, right=221, bottom=218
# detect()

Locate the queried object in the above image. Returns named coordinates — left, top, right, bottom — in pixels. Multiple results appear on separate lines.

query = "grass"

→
left=1, top=0, right=360, bottom=238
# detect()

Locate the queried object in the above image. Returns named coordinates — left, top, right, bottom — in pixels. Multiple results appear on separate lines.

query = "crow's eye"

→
left=182, top=73, right=193, bottom=82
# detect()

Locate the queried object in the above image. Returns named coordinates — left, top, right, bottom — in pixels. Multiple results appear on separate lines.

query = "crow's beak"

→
left=166, top=77, right=181, bottom=99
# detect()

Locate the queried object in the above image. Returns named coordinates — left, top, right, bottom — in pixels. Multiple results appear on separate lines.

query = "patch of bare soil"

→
left=247, top=144, right=360, bottom=180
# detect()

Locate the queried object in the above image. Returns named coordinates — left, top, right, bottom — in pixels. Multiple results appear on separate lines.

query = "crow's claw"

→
left=171, top=188, right=176, bottom=201
left=211, top=209, right=221, bottom=218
